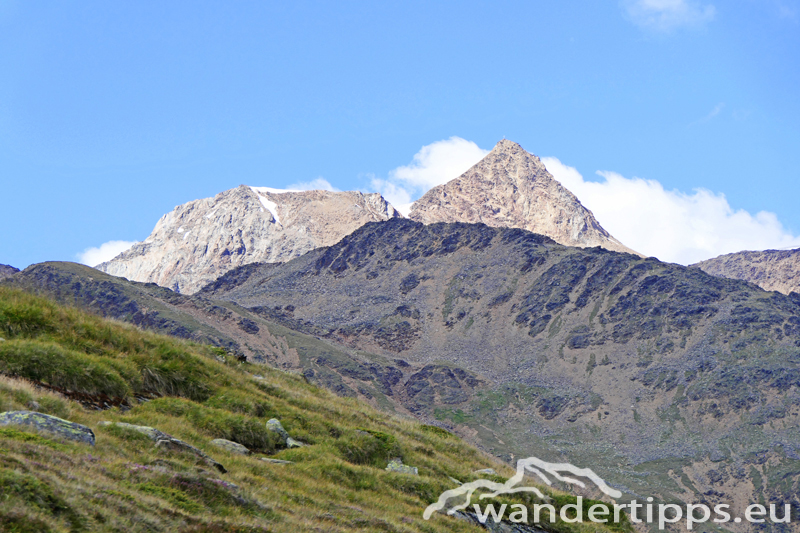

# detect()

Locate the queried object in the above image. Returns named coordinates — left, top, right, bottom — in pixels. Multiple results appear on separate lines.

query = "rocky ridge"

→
left=409, top=140, right=638, bottom=255
left=693, top=248, right=800, bottom=295
left=0, top=264, right=19, bottom=281
left=98, top=186, right=401, bottom=294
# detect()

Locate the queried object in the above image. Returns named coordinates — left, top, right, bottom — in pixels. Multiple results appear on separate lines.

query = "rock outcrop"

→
left=0, top=264, right=19, bottom=281
left=98, top=186, right=401, bottom=294
left=693, top=248, right=800, bottom=295
left=409, top=140, right=638, bottom=255
left=0, top=411, right=95, bottom=445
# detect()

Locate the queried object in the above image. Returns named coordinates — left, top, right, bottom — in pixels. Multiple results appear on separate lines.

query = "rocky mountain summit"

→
left=409, top=139, right=638, bottom=255
left=0, top=264, right=19, bottom=281
left=693, top=248, right=800, bottom=295
left=97, top=139, right=637, bottom=294
left=98, top=186, right=401, bottom=294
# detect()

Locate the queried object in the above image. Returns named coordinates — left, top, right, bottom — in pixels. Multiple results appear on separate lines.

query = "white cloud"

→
left=390, top=137, right=489, bottom=189
left=369, top=177, right=415, bottom=216
left=77, top=240, right=136, bottom=267
left=285, top=177, right=338, bottom=192
left=371, top=137, right=489, bottom=212
left=542, top=157, right=800, bottom=265
left=622, top=0, right=716, bottom=31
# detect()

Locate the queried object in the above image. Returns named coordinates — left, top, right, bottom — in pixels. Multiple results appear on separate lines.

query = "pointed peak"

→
left=492, top=139, right=523, bottom=151
left=487, top=139, right=542, bottom=164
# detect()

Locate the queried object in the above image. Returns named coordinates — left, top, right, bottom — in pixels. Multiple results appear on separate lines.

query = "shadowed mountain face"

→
left=694, top=248, right=800, bottom=295
left=409, top=140, right=639, bottom=256
left=202, top=218, right=800, bottom=520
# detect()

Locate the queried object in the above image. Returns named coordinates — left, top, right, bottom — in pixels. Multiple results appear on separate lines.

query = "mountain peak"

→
left=0, top=263, right=19, bottom=281
left=98, top=187, right=402, bottom=293
left=489, top=139, right=542, bottom=163
left=408, top=140, right=639, bottom=255
left=491, top=138, right=525, bottom=152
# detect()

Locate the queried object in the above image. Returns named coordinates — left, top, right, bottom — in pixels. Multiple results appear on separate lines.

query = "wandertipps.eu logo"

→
left=423, top=456, right=794, bottom=530
left=423, top=456, right=622, bottom=526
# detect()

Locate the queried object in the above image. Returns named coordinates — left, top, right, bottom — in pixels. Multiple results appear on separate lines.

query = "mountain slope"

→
left=409, top=140, right=638, bottom=255
left=5, top=261, right=289, bottom=363
left=98, top=186, right=401, bottom=294
left=2, top=285, right=624, bottom=532
left=693, top=248, right=800, bottom=295
left=3, top=261, right=492, bottom=424
left=202, top=218, right=800, bottom=523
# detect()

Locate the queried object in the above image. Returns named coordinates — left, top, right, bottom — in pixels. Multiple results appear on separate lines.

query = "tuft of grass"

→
left=334, top=427, right=402, bottom=467
left=0, top=468, right=84, bottom=530
left=0, top=339, right=133, bottom=399
left=0, top=287, right=222, bottom=401
left=0, top=511, right=53, bottom=533
left=0, top=427, right=72, bottom=451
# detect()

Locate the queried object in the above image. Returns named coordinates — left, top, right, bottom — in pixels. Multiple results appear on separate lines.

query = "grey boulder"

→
left=266, top=418, right=306, bottom=448
left=0, top=411, right=95, bottom=446
left=210, top=438, right=250, bottom=455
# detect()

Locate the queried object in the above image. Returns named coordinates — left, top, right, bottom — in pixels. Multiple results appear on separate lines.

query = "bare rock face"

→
left=0, top=264, right=19, bottom=281
left=409, top=139, right=638, bottom=255
left=693, top=248, right=800, bottom=294
left=98, top=185, right=401, bottom=294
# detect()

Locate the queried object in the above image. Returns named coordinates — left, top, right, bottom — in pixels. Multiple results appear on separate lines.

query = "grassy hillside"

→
left=0, top=286, right=626, bottom=533
left=4, top=261, right=448, bottom=415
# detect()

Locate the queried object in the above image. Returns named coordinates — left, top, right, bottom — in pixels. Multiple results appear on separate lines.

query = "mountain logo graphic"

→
left=423, top=456, right=621, bottom=520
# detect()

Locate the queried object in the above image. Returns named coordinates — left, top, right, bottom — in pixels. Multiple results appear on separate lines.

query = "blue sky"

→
left=2, top=0, right=799, bottom=267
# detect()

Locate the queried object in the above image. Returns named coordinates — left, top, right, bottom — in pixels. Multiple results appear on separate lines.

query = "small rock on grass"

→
left=386, top=458, right=418, bottom=475
left=286, top=437, right=305, bottom=448
left=261, top=458, right=294, bottom=465
left=210, top=438, right=250, bottom=455
left=266, top=418, right=306, bottom=448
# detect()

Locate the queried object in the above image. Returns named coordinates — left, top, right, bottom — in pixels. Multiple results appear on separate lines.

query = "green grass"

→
left=0, top=286, right=628, bottom=532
